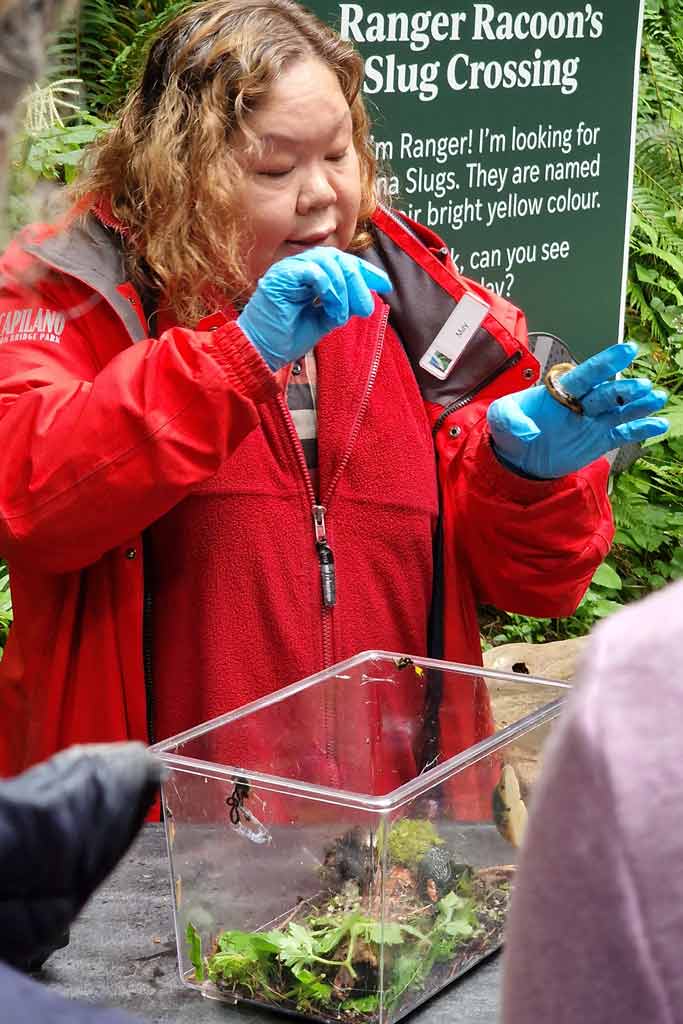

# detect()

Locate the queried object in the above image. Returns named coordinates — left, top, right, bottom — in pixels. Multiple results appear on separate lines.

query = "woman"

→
left=0, top=0, right=666, bottom=797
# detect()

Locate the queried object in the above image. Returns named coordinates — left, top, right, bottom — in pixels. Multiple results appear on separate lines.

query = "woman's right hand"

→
left=237, top=247, right=392, bottom=371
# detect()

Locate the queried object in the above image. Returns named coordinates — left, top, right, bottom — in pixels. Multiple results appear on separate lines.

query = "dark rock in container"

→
left=417, top=847, right=471, bottom=902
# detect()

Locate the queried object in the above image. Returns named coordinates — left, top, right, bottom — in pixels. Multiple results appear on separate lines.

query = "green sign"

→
left=310, top=1, right=644, bottom=359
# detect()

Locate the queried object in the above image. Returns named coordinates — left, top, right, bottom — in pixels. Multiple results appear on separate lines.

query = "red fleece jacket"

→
left=0, top=208, right=613, bottom=818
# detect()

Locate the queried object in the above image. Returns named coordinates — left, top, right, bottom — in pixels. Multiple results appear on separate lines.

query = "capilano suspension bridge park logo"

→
left=0, top=307, right=66, bottom=343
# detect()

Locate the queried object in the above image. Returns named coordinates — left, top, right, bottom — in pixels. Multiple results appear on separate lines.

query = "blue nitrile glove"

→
left=238, top=247, right=392, bottom=371
left=487, top=341, right=669, bottom=479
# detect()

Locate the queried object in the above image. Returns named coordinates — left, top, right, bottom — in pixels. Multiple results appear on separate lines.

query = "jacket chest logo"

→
left=0, top=307, right=66, bottom=344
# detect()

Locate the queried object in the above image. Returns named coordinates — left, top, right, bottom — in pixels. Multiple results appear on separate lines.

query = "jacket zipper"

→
left=278, top=310, right=388, bottom=774
left=277, top=399, right=337, bottom=666
left=277, top=305, right=389, bottom=668
left=431, top=350, right=523, bottom=438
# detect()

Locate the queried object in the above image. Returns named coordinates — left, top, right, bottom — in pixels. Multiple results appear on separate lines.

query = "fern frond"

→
left=636, top=127, right=683, bottom=191
left=101, top=0, right=195, bottom=113
left=633, top=164, right=683, bottom=221
left=626, top=280, right=667, bottom=343
left=640, top=39, right=683, bottom=120
left=637, top=245, right=683, bottom=280
left=47, top=0, right=140, bottom=110
left=632, top=183, right=683, bottom=255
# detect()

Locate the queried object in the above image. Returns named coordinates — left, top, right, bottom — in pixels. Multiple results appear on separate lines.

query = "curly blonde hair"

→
left=73, top=0, right=377, bottom=325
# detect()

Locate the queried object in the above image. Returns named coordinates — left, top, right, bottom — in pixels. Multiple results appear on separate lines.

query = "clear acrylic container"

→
left=152, top=651, right=568, bottom=1023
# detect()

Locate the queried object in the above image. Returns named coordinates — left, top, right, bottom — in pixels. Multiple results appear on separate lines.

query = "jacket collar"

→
left=21, top=212, right=147, bottom=343
left=365, top=205, right=534, bottom=408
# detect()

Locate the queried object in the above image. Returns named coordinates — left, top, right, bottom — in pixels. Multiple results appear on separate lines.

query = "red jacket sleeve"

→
left=444, top=416, right=614, bottom=617
left=0, top=265, right=279, bottom=574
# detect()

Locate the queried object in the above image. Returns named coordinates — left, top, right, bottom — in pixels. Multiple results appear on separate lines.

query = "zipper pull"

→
left=312, top=504, right=327, bottom=544
left=312, top=505, right=336, bottom=608
left=318, top=541, right=336, bottom=608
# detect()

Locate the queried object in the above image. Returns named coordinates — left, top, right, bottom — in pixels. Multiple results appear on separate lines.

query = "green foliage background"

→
left=3, top=0, right=683, bottom=650
left=482, top=0, right=683, bottom=647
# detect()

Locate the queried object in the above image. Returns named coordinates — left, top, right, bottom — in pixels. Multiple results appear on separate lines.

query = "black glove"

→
left=0, top=960, right=139, bottom=1023
left=0, top=742, right=164, bottom=971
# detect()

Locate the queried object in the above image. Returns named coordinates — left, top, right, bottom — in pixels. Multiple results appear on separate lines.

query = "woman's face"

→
left=236, top=57, right=362, bottom=284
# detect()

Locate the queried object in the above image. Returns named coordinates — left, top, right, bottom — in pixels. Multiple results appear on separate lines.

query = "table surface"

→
left=43, top=824, right=502, bottom=1024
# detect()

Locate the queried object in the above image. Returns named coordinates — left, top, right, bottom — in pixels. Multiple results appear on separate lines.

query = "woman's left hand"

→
left=487, top=341, right=669, bottom=479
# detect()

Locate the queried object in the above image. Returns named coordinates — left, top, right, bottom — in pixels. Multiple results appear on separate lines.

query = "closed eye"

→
left=258, top=168, right=294, bottom=178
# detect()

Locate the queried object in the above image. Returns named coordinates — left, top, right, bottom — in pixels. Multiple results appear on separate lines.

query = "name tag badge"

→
left=419, top=292, right=491, bottom=380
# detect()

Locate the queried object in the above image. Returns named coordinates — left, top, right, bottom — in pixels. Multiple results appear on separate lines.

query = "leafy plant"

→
left=206, top=929, right=280, bottom=996
left=7, top=111, right=109, bottom=235
left=96, top=1, right=196, bottom=114
left=384, top=891, right=478, bottom=1008
left=7, top=0, right=193, bottom=234
left=48, top=0, right=195, bottom=115
left=200, top=889, right=478, bottom=1019
left=12, top=114, right=108, bottom=182
left=627, top=1, right=683, bottom=380
left=186, top=921, right=205, bottom=982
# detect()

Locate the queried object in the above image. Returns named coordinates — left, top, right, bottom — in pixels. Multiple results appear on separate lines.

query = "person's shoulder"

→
left=1, top=220, right=53, bottom=270
left=0, top=219, right=64, bottom=301
left=589, top=578, right=683, bottom=670
left=2, top=208, right=84, bottom=271
left=569, top=579, right=683, bottom=751
left=370, top=204, right=448, bottom=254
left=2, top=207, right=123, bottom=301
